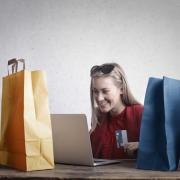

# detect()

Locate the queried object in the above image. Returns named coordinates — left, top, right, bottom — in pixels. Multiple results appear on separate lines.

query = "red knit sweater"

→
left=90, top=104, right=143, bottom=159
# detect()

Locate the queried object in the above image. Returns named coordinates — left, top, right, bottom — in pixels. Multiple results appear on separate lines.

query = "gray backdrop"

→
left=0, top=0, right=180, bottom=128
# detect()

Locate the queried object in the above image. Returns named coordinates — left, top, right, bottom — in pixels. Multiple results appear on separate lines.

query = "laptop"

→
left=51, top=114, right=121, bottom=166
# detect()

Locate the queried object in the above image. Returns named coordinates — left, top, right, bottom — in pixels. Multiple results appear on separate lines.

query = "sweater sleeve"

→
left=126, top=104, right=144, bottom=142
left=134, top=104, right=144, bottom=139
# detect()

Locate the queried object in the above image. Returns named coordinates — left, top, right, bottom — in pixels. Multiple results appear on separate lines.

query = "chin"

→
left=99, top=107, right=111, bottom=113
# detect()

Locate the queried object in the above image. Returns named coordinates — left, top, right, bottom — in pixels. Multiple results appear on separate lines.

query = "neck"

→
left=110, top=104, right=125, bottom=116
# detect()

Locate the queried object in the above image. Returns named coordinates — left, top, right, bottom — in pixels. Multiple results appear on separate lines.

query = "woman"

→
left=90, top=63, right=143, bottom=159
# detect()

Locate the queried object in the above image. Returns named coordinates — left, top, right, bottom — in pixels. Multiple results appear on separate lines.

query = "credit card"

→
left=115, top=130, right=128, bottom=148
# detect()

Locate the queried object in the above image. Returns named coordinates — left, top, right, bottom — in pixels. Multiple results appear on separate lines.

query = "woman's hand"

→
left=123, top=142, right=139, bottom=157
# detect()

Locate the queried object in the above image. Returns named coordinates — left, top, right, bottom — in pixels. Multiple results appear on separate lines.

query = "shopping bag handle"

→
left=7, top=58, right=25, bottom=75
left=8, top=58, right=18, bottom=75
left=16, top=59, right=25, bottom=70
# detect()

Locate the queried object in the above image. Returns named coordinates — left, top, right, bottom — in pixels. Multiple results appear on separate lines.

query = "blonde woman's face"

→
left=92, top=76, right=123, bottom=114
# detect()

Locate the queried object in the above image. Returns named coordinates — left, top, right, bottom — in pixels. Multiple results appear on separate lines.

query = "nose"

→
left=96, top=93, right=104, bottom=102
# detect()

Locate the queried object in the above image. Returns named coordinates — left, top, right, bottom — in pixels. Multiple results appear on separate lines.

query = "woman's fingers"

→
left=123, top=142, right=139, bottom=156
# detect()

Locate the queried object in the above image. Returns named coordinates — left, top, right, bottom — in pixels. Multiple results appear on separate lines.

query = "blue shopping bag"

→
left=137, top=77, right=180, bottom=171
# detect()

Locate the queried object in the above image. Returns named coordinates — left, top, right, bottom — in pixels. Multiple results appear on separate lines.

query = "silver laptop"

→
left=51, top=114, right=121, bottom=166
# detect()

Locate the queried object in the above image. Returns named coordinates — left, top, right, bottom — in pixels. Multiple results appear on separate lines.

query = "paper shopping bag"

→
left=0, top=59, right=54, bottom=171
left=137, top=76, right=180, bottom=171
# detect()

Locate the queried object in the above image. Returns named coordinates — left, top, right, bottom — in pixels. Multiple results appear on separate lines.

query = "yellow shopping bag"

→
left=0, top=59, right=54, bottom=171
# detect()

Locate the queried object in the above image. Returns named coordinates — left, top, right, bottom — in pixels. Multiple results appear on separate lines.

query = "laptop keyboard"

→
left=94, top=158, right=106, bottom=162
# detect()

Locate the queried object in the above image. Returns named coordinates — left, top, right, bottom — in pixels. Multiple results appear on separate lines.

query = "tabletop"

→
left=0, top=160, right=180, bottom=179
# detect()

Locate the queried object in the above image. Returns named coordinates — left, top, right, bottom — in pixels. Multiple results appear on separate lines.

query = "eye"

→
left=102, top=89, right=110, bottom=94
left=93, top=89, right=99, bottom=95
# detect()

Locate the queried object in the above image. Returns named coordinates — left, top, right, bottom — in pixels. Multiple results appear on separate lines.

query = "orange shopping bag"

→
left=0, top=59, right=54, bottom=171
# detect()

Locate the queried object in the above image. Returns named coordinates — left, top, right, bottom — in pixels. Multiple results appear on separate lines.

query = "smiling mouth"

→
left=98, top=102, right=108, bottom=108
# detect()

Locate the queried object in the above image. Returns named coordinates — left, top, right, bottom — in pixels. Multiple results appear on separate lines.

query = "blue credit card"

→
left=115, top=130, right=128, bottom=148
left=115, top=130, right=123, bottom=148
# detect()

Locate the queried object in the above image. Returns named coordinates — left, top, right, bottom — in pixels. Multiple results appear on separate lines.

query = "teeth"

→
left=99, top=103, right=106, bottom=106
left=99, top=101, right=107, bottom=106
left=100, top=104, right=106, bottom=107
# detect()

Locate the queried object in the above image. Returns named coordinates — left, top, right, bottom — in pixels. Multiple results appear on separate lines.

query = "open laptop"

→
left=51, top=114, right=121, bottom=166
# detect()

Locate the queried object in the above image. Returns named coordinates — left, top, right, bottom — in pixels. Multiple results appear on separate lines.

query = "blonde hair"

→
left=90, top=63, right=140, bottom=132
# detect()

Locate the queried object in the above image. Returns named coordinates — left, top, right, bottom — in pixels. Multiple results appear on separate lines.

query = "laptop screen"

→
left=51, top=114, right=94, bottom=166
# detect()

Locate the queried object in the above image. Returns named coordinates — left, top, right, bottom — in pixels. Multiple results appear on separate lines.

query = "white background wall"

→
left=0, top=0, right=180, bottom=128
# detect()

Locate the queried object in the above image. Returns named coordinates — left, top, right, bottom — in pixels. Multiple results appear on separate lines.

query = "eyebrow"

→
left=93, top=88, right=110, bottom=91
